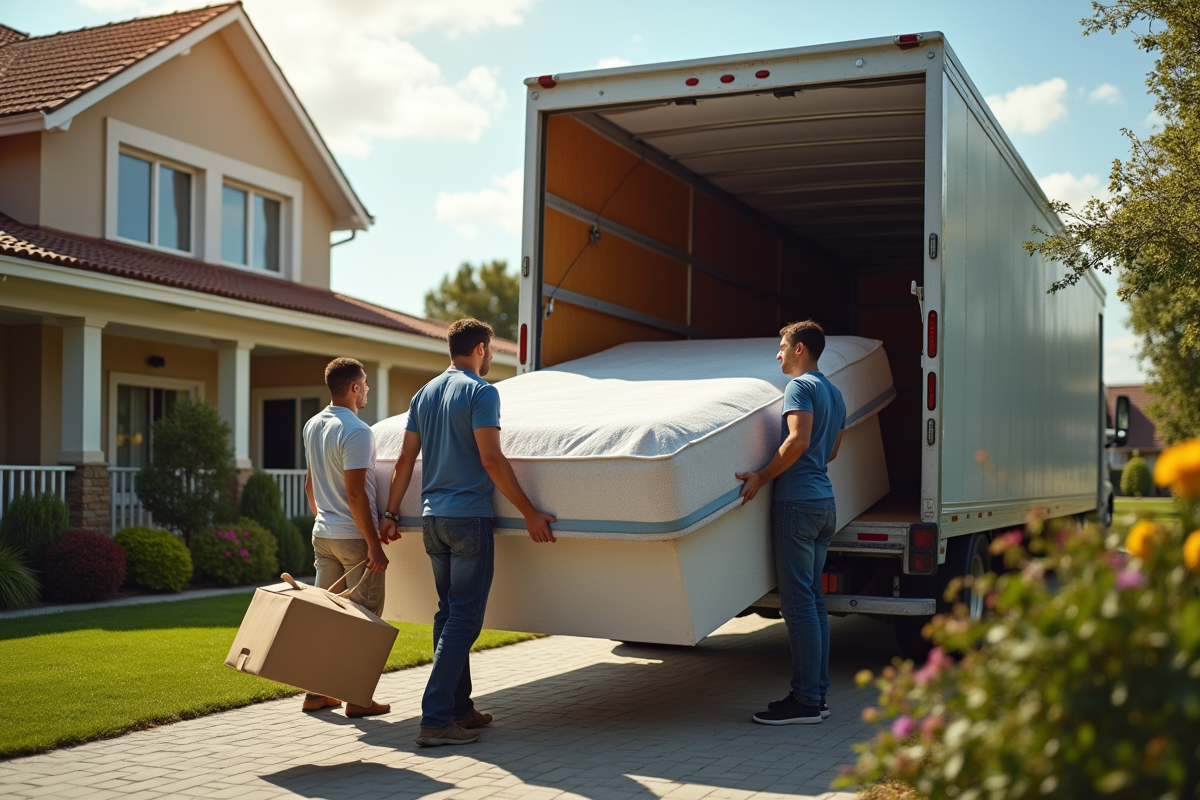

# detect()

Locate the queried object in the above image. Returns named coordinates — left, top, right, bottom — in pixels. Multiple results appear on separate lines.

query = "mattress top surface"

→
left=376, top=336, right=886, bottom=460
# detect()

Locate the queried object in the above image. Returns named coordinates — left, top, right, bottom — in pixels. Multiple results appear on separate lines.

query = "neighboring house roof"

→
left=1106, top=384, right=1165, bottom=453
left=0, top=212, right=515, bottom=355
left=0, top=3, right=371, bottom=230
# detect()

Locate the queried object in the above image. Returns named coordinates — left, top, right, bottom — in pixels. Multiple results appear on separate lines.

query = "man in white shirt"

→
left=300, top=357, right=390, bottom=718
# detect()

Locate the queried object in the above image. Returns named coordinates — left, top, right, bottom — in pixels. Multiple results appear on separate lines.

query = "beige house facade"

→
left=0, top=5, right=515, bottom=533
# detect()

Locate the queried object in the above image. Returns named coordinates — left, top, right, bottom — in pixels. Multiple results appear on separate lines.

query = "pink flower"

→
left=990, top=530, right=1024, bottom=555
left=238, top=549, right=249, bottom=557
left=891, top=715, right=916, bottom=739
left=1108, top=552, right=1128, bottom=571
left=224, top=550, right=231, bottom=557
left=1115, top=568, right=1145, bottom=590
left=920, top=714, right=944, bottom=739
left=242, top=532, right=249, bottom=538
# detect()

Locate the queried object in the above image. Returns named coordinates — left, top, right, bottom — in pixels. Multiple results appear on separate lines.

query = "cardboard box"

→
left=225, top=578, right=398, bottom=707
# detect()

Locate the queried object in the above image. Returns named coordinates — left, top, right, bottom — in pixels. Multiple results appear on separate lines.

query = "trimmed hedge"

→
left=239, top=472, right=306, bottom=576
left=1121, top=455, right=1153, bottom=497
left=191, top=518, right=278, bottom=586
left=41, top=531, right=126, bottom=603
left=290, top=515, right=316, bottom=575
left=114, top=527, right=193, bottom=592
left=0, top=492, right=69, bottom=566
left=0, top=544, right=40, bottom=610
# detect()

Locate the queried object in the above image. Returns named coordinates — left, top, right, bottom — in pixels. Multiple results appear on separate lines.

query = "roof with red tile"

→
left=0, top=24, right=28, bottom=48
left=0, top=4, right=234, bottom=119
left=0, top=212, right=515, bottom=354
left=1106, top=384, right=1165, bottom=453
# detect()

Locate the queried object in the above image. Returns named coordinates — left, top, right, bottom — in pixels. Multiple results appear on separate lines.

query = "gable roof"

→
left=1106, top=384, right=1165, bottom=453
left=0, top=3, right=371, bottom=231
left=0, top=212, right=514, bottom=355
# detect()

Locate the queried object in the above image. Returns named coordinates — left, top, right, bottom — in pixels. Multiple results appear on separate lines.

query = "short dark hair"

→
left=325, top=357, right=364, bottom=397
left=447, top=318, right=494, bottom=357
left=780, top=320, right=826, bottom=361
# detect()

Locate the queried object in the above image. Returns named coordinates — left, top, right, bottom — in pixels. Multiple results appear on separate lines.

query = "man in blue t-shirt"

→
left=380, top=318, right=556, bottom=747
left=736, top=320, right=846, bottom=725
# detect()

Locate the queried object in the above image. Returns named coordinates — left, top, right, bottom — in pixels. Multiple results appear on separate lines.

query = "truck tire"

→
left=894, top=532, right=992, bottom=661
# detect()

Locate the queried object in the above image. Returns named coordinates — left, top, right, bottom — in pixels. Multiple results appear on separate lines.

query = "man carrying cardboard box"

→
left=380, top=318, right=557, bottom=746
left=300, top=357, right=391, bottom=718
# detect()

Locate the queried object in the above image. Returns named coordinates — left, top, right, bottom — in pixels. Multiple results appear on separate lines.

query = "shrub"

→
left=0, top=544, right=40, bottom=610
left=237, top=472, right=304, bottom=575
left=290, top=515, right=316, bottom=575
left=191, top=517, right=278, bottom=586
left=844, top=437, right=1200, bottom=800
left=41, top=531, right=126, bottom=603
left=272, top=518, right=306, bottom=576
left=0, top=491, right=69, bottom=565
left=135, top=398, right=234, bottom=544
left=114, top=527, right=193, bottom=592
left=1121, top=454, right=1152, bottom=497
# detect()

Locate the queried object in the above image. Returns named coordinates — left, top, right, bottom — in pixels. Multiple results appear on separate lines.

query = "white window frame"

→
left=105, top=118, right=303, bottom=280
left=114, top=149, right=198, bottom=255
left=106, top=372, right=206, bottom=466
left=250, top=385, right=328, bottom=469
left=221, top=179, right=287, bottom=274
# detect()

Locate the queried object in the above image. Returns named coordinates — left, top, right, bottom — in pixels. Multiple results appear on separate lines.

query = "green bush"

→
left=272, top=518, right=306, bottom=576
left=190, top=517, right=278, bottom=586
left=1121, top=455, right=1153, bottom=497
left=114, top=527, right=193, bottom=592
left=0, top=492, right=69, bottom=565
left=41, top=531, right=126, bottom=603
left=239, top=471, right=281, bottom=525
left=0, top=544, right=40, bottom=610
left=290, top=515, right=316, bottom=575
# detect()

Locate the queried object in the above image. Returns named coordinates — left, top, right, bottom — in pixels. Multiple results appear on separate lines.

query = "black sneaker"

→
left=820, top=695, right=830, bottom=719
left=752, top=694, right=823, bottom=725
left=767, top=693, right=830, bottom=718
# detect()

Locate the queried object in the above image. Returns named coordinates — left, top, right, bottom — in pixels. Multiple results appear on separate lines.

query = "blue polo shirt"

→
left=405, top=367, right=501, bottom=518
left=773, top=371, right=846, bottom=502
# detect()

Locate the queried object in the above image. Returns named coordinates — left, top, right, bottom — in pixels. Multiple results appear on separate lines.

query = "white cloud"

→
left=435, top=169, right=524, bottom=241
left=1038, top=171, right=1110, bottom=210
left=1088, top=83, right=1123, bottom=104
left=985, top=77, right=1069, bottom=134
left=596, top=56, right=632, bottom=69
left=76, top=0, right=535, bottom=155
left=1144, top=109, right=1167, bottom=131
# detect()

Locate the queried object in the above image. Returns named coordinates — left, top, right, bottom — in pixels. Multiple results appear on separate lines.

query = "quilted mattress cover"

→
left=373, top=336, right=894, bottom=539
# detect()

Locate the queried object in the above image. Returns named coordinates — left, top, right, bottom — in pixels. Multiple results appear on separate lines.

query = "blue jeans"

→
left=420, top=516, right=495, bottom=730
left=773, top=498, right=837, bottom=706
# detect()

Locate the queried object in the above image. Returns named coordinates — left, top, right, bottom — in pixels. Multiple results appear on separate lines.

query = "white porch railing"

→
left=266, top=469, right=309, bottom=519
left=109, top=466, right=155, bottom=533
left=0, top=465, right=75, bottom=525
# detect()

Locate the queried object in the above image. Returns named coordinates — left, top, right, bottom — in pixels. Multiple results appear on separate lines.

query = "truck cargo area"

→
left=537, top=73, right=926, bottom=511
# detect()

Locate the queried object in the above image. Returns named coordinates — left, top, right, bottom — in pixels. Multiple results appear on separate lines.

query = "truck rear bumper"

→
left=751, top=592, right=935, bottom=617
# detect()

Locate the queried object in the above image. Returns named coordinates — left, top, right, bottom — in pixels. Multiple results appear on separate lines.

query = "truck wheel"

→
left=895, top=532, right=992, bottom=660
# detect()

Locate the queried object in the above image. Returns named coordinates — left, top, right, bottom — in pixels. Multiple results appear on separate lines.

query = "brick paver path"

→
left=1, top=614, right=901, bottom=799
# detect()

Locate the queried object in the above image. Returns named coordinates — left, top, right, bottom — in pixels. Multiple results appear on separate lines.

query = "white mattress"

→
left=374, top=336, right=894, bottom=539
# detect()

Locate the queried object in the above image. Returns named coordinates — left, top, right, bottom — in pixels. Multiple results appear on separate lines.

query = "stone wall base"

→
left=64, top=464, right=111, bottom=535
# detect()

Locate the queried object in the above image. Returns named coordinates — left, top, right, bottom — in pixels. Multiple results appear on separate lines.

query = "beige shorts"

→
left=313, top=536, right=385, bottom=617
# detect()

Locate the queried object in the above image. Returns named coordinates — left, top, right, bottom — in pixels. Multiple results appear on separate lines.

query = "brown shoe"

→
left=415, top=722, right=479, bottom=747
left=301, top=694, right=342, bottom=712
left=345, top=700, right=390, bottom=718
left=453, top=708, right=493, bottom=729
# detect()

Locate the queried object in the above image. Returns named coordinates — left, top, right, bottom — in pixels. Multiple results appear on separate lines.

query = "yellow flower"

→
left=1154, top=438, right=1200, bottom=499
left=1184, top=530, right=1200, bottom=572
left=1126, top=520, right=1159, bottom=559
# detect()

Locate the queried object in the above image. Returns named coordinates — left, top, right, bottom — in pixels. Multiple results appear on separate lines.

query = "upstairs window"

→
left=222, top=183, right=282, bottom=272
left=117, top=152, right=192, bottom=252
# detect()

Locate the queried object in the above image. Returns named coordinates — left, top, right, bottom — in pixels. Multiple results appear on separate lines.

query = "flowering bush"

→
left=842, top=437, right=1200, bottom=800
left=190, top=517, right=277, bottom=586
left=114, top=527, right=193, bottom=592
left=41, top=531, right=126, bottom=603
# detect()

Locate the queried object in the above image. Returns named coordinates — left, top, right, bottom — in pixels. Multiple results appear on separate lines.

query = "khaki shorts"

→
left=313, top=536, right=385, bottom=617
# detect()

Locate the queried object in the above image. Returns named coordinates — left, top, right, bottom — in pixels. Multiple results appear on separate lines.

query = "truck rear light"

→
left=519, top=324, right=528, bottom=365
left=537, top=75, right=557, bottom=88
left=894, top=33, right=924, bottom=50
left=685, top=77, right=699, bottom=86
left=927, top=310, right=937, bottom=358
left=821, top=572, right=843, bottom=593
left=857, top=533, right=887, bottom=541
left=720, top=74, right=735, bottom=83
left=755, top=69, right=770, bottom=79
left=907, top=523, right=938, bottom=575
left=927, top=372, right=936, bottom=410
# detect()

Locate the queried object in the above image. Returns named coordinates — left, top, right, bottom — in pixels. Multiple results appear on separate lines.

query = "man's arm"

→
left=380, top=430, right=421, bottom=544
left=474, top=426, right=557, bottom=543
left=828, top=429, right=844, bottom=463
left=735, top=411, right=813, bottom=505
left=345, top=468, right=388, bottom=572
left=305, top=467, right=317, bottom=517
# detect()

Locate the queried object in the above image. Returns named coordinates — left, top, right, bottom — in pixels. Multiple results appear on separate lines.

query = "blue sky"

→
left=1, top=0, right=1159, bottom=382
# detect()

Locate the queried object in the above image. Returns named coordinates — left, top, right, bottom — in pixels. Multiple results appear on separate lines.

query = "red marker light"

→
left=927, top=310, right=938, bottom=358
left=894, top=33, right=923, bottom=50
left=927, top=371, right=936, bottom=411
left=720, top=74, right=735, bottom=83
left=755, top=69, right=770, bottom=79
left=519, top=324, right=528, bottom=365
left=685, top=77, right=699, bottom=86
left=537, top=75, right=556, bottom=89
left=857, top=533, right=888, bottom=542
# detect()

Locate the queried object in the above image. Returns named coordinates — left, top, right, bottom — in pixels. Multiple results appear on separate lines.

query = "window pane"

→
left=222, top=185, right=248, bottom=264
left=157, top=165, right=191, bottom=251
left=263, top=399, right=297, bottom=468
left=253, top=195, right=281, bottom=272
left=117, top=385, right=150, bottom=468
left=117, top=154, right=151, bottom=243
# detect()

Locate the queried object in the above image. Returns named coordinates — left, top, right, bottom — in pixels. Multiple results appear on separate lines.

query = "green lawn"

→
left=0, top=594, right=538, bottom=758
left=1114, top=496, right=1181, bottom=522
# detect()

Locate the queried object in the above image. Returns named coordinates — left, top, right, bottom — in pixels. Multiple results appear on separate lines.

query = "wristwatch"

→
left=380, top=510, right=401, bottom=523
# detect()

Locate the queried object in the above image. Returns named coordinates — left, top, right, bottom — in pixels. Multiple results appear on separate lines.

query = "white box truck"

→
left=506, top=32, right=1111, bottom=654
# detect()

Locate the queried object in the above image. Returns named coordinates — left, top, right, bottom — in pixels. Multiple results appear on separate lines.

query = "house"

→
left=1106, top=384, right=1167, bottom=493
left=0, top=4, right=515, bottom=533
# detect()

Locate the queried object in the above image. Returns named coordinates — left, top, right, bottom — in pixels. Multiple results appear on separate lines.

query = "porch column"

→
left=362, top=362, right=391, bottom=426
left=58, top=317, right=110, bottom=533
left=217, top=341, right=254, bottom=501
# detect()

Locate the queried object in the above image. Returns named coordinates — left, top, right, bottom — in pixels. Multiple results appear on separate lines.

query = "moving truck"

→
left=510, top=32, right=1111, bottom=655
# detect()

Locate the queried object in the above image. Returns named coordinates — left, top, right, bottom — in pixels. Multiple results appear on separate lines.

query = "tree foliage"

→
left=1127, top=279, right=1200, bottom=443
left=424, top=260, right=519, bottom=341
left=134, top=399, right=234, bottom=545
left=1121, top=454, right=1153, bottom=496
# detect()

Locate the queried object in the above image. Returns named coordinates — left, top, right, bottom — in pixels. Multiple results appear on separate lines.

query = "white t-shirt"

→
left=303, top=404, right=378, bottom=540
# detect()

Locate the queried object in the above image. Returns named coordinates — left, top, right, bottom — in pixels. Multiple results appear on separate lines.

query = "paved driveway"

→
left=0, top=614, right=901, bottom=799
